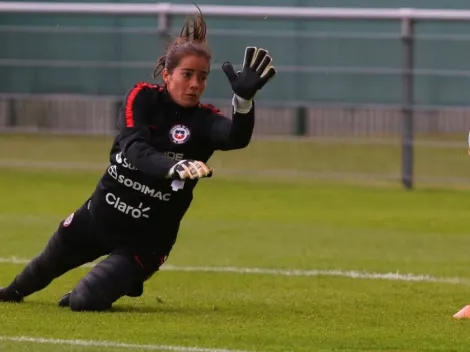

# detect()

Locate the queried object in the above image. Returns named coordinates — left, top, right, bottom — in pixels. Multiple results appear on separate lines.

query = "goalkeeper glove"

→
left=222, top=46, right=277, bottom=101
left=167, top=160, right=213, bottom=180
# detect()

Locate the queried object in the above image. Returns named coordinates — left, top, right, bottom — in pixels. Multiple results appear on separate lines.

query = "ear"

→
left=162, top=68, right=170, bottom=85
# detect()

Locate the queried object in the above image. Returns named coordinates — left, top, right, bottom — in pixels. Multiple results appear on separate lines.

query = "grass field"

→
left=2, top=134, right=470, bottom=351
left=0, top=133, right=469, bottom=184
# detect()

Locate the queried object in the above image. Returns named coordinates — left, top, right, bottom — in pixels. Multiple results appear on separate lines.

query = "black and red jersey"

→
left=86, top=82, right=255, bottom=249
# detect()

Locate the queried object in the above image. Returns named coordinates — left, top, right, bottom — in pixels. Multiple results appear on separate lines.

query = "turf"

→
left=1, top=134, right=470, bottom=351
left=0, top=133, right=469, bottom=183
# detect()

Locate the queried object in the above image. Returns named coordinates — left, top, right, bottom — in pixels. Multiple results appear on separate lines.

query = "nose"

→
left=189, top=77, right=200, bottom=91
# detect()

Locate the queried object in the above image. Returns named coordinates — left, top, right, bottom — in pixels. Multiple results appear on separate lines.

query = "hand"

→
left=167, top=160, right=213, bottom=180
left=222, top=47, right=277, bottom=100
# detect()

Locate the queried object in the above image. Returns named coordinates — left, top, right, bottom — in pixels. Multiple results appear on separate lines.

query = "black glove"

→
left=222, top=47, right=277, bottom=100
left=167, top=160, right=213, bottom=180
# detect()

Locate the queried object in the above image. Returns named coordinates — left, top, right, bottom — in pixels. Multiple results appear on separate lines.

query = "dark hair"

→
left=153, top=5, right=211, bottom=81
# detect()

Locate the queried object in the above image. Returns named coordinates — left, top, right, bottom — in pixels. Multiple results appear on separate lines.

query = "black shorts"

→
left=55, top=201, right=172, bottom=281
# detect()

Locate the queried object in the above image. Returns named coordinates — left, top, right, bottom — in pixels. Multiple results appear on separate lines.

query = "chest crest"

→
left=169, top=124, right=191, bottom=145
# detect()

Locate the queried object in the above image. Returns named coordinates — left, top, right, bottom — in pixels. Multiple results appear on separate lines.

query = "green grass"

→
left=2, top=134, right=470, bottom=351
left=0, top=133, right=469, bottom=183
left=2, top=166, right=470, bottom=351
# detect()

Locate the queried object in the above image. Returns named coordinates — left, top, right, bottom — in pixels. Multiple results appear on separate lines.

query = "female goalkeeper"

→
left=0, top=8, right=276, bottom=311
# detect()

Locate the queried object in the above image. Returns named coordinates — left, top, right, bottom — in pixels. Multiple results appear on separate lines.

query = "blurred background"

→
left=1, top=0, right=470, bottom=189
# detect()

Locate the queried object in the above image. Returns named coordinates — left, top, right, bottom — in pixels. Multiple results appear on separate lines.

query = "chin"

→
left=179, top=102, right=198, bottom=108
left=180, top=98, right=199, bottom=107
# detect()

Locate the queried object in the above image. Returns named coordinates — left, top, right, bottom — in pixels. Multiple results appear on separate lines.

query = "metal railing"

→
left=1, top=3, right=470, bottom=20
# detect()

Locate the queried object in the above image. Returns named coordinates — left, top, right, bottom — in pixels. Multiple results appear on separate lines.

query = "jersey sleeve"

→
left=117, top=82, right=178, bottom=178
left=204, top=99, right=255, bottom=151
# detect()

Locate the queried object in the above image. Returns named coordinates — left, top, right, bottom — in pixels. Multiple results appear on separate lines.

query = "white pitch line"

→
left=0, top=336, right=252, bottom=352
left=0, top=256, right=468, bottom=285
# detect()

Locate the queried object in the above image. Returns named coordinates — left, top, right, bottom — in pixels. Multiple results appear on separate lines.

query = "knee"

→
left=68, top=290, right=112, bottom=312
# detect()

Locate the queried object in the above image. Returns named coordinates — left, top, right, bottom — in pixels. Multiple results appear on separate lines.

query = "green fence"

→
left=2, top=1, right=470, bottom=107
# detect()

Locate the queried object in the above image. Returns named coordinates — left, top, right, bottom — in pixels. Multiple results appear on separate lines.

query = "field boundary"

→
left=0, top=335, right=252, bottom=352
left=0, top=256, right=468, bottom=286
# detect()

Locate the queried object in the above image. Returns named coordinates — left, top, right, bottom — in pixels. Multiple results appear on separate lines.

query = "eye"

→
left=182, top=72, right=191, bottom=78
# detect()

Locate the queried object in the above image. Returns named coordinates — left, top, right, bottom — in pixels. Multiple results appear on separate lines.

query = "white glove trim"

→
left=232, top=94, right=253, bottom=114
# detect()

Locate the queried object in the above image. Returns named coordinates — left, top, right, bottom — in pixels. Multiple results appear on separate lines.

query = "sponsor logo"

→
left=163, top=151, right=184, bottom=161
left=115, top=152, right=137, bottom=170
left=169, top=124, right=191, bottom=144
left=108, top=166, right=171, bottom=201
left=63, top=213, right=74, bottom=227
left=105, top=193, right=150, bottom=219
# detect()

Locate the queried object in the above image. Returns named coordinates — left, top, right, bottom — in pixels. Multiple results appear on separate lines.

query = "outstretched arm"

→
left=208, top=46, right=276, bottom=151
left=206, top=95, right=255, bottom=151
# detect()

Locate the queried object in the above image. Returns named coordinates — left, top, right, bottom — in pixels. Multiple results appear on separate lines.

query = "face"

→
left=163, top=54, right=210, bottom=107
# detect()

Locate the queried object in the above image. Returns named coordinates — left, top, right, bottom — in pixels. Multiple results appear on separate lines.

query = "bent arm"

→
left=117, top=84, right=177, bottom=178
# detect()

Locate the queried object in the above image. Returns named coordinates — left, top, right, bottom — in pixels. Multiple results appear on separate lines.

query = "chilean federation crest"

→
left=169, top=124, right=191, bottom=144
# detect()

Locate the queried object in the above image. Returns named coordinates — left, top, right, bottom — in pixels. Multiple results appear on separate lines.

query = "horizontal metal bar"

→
left=0, top=3, right=470, bottom=21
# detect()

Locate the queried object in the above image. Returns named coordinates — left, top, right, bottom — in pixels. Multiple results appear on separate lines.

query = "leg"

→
left=127, top=251, right=169, bottom=297
left=66, top=249, right=169, bottom=311
left=67, top=253, right=138, bottom=311
left=124, top=227, right=177, bottom=298
left=0, top=202, right=108, bottom=302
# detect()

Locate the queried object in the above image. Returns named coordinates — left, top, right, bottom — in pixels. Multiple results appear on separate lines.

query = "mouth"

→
left=186, top=94, right=197, bottom=98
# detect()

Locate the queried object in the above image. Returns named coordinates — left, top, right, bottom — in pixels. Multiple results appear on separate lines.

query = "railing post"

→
left=158, top=10, right=171, bottom=50
left=295, top=106, right=307, bottom=136
left=7, top=98, right=17, bottom=128
left=401, top=16, right=415, bottom=190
